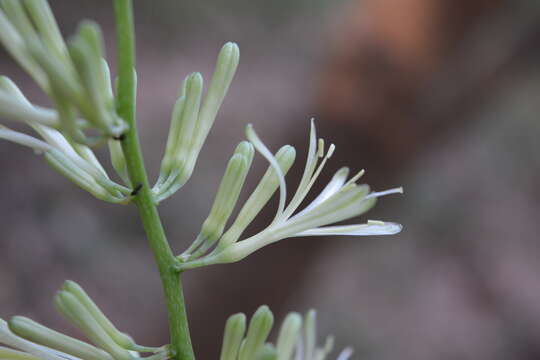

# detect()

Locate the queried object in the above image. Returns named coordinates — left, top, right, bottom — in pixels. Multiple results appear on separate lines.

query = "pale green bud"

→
left=54, top=291, right=131, bottom=360
left=219, top=313, right=246, bottom=360
left=239, top=305, right=274, bottom=360
left=304, top=310, right=317, bottom=360
left=160, top=72, right=203, bottom=179
left=0, top=4, right=47, bottom=88
left=201, top=142, right=253, bottom=239
left=108, top=139, right=130, bottom=186
left=8, top=316, right=113, bottom=360
left=276, top=313, right=302, bottom=360
left=0, top=1, right=39, bottom=45
left=21, top=0, right=69, bottom=63
left=182, top=141, right=254, bottom=260
left=61, top=281, right=135, bottom=350
left=256, top=344, right=277, bottom=360
left=216, top=145, right=296, bottom=251
left=69, top=22, right=126, bottom=138
left=27, top=39, right=81, bottom=103
left=45, top=149, right=125, bottom=204
left=193, top=42, right=239, bottom=153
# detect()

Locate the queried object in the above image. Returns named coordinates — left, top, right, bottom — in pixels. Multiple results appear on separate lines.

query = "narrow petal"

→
left=289, top=167, right=349, bottom=220
left=0, top=125, right=51, bottom=153
left=278, top=119, right=318, bottom=221
left=273, top=185, right=373, bottom=240
left=294, top=221, right=403, bottom=237
left=246, top=124, right=287, bottom=223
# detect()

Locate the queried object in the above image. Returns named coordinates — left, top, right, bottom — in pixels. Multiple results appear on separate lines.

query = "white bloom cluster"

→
left=177, top=121, right=403, bottom=270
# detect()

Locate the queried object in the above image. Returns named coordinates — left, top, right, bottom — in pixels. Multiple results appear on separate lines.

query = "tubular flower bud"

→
left=8, top=317, right=112, bottom=360
left=54, top=291, right=132, bottom=360
left=153, top=42, right=240, bottom=202
left=218, top=307, right=353, bottom=360
left=1, top=281, right=170, bottom=360
left=0, top=319, right=83, bottom=360
left=180, top=141, right=254, bottom=261
left=219, top=314, right=247, bottom=360
left=238, top=306, right=274, bottom=360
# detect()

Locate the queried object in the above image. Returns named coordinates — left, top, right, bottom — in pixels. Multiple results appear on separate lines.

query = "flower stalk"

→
left=113, top=0, right=194, bottom=359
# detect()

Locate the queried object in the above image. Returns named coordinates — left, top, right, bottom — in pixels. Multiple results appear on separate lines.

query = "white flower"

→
left=178, top=120, right=402, bottom=270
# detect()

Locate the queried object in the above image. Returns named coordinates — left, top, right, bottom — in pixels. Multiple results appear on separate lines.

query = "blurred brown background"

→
left=2, top=0, right=540, bottom=359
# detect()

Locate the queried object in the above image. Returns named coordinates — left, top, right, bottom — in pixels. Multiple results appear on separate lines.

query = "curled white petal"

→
left=246, top=124, right=287, bottom=223
left=294, top=221, right=402, bottom=237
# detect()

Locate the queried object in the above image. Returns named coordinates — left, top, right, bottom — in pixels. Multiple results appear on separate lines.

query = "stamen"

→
left=344, top=169, right=365, bottom=187
left=366, top=187, right=403, bottom=199
left=326, top=143, right=335, bottom=158
left=277, top=119, right=319, bottom=222
left=317, top=138, right=324, bottom=157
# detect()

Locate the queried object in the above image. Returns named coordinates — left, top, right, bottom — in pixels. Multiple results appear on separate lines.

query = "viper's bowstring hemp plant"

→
left=0, top=1, right=403, bottom=360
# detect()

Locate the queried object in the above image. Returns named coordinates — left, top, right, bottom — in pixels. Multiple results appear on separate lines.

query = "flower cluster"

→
left=0, top=1, right=240, bottom=205
left=219, top=305, right=353, bottom=360
left=177, top=120, right=403, bottom=270
left=0, top=0, right=131, bottom=203
left=0, top=281, right=169, bottom=360
left=152, top=42, right=240, bottom=203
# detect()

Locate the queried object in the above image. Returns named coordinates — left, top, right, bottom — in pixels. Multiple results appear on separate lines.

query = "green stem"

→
left=113, top=1, right=195, bottom=359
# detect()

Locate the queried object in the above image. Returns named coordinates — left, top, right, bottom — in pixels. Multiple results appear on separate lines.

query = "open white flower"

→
left=177, top=120, right=402, bottom=270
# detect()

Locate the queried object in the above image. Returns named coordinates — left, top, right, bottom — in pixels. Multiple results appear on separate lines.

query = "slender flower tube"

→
left=177, top=120, right=402, bottom=270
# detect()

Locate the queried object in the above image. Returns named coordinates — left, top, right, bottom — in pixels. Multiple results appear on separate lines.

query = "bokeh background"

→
left=2, top=0, right=540, bottom=359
